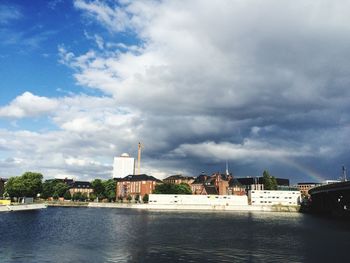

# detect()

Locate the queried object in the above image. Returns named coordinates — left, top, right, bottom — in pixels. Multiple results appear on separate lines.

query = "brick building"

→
left=191, top=174, right=208, bottom=194
left=116, top=174, right=162, bottom=200
left=297, top=182, right=320, bottom=197
left=191, top=173, right=246, bottom=196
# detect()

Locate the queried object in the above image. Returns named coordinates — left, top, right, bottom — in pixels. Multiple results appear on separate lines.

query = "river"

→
left=1, top=207, right=350, bottom=262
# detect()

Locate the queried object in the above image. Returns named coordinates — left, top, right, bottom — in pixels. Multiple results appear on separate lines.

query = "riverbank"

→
left=0, top=203, right=47, bottom=212
left=6, top=200, right=299, bottom=213
left=88, top=202, right=300, bottom=212
left=45, top=201, right=89, bottom=207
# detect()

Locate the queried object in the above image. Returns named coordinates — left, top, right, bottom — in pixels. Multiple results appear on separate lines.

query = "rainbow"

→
left=278, top=157, right=325, bottom=183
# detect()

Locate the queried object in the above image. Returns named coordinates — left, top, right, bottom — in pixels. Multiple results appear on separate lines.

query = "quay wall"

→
left=148, top=194, right=248, bottom=206
left=88, top=202, right=299, bottom=212
left=0, top=204, right=47, bottom=212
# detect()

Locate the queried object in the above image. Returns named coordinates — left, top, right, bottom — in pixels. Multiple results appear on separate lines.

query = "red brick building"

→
left=297, top=182, right=320, bottom=197
left=116, top=174, right=162, bottom=200
left=191, top=173, right=246, bottom=196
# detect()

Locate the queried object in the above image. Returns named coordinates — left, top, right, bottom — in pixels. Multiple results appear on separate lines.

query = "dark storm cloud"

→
left=2, top=0, right=350, bottom=182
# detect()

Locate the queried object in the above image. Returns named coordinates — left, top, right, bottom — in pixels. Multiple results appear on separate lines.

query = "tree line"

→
left=3, top=172, right=116, bottom=202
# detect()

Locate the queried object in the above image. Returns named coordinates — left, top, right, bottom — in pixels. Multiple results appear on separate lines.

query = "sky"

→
left=1, top=0, right=350, bottom=183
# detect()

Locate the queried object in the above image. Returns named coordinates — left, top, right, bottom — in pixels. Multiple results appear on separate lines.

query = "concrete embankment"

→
left=0, top=204, right=47, bottom=212
left=46, top=201, right=89, bottom=207
left=88, top=202, right=299, bottom=212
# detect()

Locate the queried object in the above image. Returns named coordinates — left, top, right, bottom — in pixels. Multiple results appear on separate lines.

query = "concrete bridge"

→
left=309, top=181, right=350, bottom=216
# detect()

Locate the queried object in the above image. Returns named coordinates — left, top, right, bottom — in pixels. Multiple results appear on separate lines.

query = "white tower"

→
left=113, top=153, right=135, bottom=178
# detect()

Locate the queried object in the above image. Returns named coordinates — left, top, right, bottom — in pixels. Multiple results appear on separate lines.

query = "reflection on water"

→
left=1, top=208, right=350, bottom=262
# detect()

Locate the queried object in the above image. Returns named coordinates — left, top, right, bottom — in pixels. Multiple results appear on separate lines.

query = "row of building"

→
left=115, top=173, right=291, bottom=200
left=1, top=172, right=331, bottom=201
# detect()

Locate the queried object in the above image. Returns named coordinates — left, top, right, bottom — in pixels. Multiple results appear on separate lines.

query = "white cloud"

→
left=2, top=1, right=350, bottom=181
left=0, top=92, right=59, bottom=118
left=74, top=0, right=132, bottom=32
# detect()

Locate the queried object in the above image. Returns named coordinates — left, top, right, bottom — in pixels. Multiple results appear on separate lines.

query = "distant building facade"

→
left=148, top=194, right=248, bottom=206
left=297, top=182, right=321, bottom=196
left=163, top=175, right=195, bottom=185
left=115, top=174, right=162, bottom=200
left=248, top=190, right=301, bottom=206
left=113, top=153, right=135, bottom=178
left=191, top=173, right=246, bottom=196
left=69, top=181, right=93, bottom=197
left=236, top=177, right=289, bottom=191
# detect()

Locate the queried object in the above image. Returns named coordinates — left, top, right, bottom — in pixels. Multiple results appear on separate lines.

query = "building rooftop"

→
left=192, top=174, right=209, bottom=184
left=118, top=174, right=162, bottom=183
left=203, top=185, right=218, bottom=195
left=164, top=175, right=194, bottom=180
left=71, top=181, right=92, bottom=189
left=229, top=178, right=243, bottom=187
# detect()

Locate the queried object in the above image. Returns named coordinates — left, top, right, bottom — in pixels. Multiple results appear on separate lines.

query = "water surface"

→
left=1, top=207, right=349, bottom=262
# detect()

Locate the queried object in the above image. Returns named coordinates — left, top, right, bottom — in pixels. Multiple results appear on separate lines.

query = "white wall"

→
left=113, top=156, right=135, bottom=178
left=248, top=190, right=300, bottom=206
left=149, top=194, right=248, bottom=206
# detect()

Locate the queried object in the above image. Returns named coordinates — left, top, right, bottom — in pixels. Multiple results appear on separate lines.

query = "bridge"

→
left=308, top=181, right=350, bottom=216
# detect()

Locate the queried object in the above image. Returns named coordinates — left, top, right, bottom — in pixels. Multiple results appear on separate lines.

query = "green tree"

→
left=64, top=191, right=72, bottom=200
left=142, top=194, right=149, bottom=203
left=176, top=183, right=192, bottom=194
left=262, top=170, right=277, bottom=190
left=21, top=172, right=43, bottom=197
left=5, top=172, right=43, bottom=198
left=127, top=194, right=132, bottom=202
left=53, top=182, right=69, bottom=197
left=91, top=179, right=105, bottom=199
left=72, top=192, right=82, bottom=201
left=103, top=179, right=116, bottom=201
left=153, top=183, right=192, bottom=194
left=41, top=180, right=57, bottom=199
left=89, top=193, right=97, bottom=201
left=81, top=193, right=88, bottom=201
left=52, top=192, right=59, bottom=200
left=42, top=179, right=69, bottom=199
left=5, top=177, right=24, bottom=198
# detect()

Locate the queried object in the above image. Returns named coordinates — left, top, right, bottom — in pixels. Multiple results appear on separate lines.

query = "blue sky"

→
left=1, top=0, right=350, bottom=183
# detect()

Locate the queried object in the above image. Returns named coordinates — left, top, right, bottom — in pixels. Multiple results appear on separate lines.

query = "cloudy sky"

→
left=1, top=0, right=350, bottom=183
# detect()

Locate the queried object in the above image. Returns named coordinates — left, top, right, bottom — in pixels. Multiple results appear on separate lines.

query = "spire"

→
left=226, top=160, right=229, bottom=176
